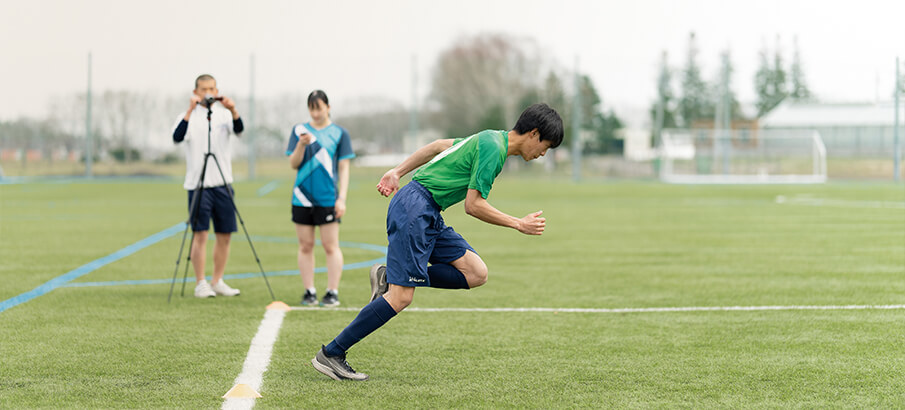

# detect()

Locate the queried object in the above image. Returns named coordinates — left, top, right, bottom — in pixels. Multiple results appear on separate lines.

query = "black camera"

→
left=201, top=95, right=223, bottom=107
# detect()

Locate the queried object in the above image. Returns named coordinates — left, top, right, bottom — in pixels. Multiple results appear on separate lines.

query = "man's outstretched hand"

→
left=377, top=169, right=400, bottom=197
left=517, top=211, right=546, bottom=235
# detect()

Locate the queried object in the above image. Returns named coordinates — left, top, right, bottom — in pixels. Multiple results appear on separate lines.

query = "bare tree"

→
left=430, top=34, right=544, bottom=137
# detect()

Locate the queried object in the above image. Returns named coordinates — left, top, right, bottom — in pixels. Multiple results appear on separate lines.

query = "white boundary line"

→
left=290, top=304, right=905, bottom=313
left=222, top=308, right=287, bottom=410
left=224, top=302, right=905, bottom=407
left=775, top=195, right=905, bottom=209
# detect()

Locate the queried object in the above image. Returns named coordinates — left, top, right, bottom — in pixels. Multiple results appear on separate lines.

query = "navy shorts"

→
left=187, top=185, right=237, bottom=233
left=385, top=181, right=476, bottom=287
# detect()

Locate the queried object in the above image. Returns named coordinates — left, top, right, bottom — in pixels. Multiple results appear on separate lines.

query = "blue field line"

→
left=0, top=222, right=186, bottom=314
left=61, top=258, right=387, bottom=288
left=0, top=175, right=177, bottom=185
left=256, top=180, right=280, bottom=197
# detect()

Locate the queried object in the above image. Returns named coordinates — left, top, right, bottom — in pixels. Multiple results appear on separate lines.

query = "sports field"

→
left=1, top=169, right=904, bottom=408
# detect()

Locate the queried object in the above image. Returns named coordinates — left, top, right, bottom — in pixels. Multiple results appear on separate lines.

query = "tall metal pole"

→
left=895, top=56, right=901, bottom=182
left=248, top=54, right=256, bottom=180
left=715, top=50, right=731, bottom=175
left=654, top=51, right=667, bottom=148
left=409, top=54, right=418, bottom=152
left=85, top=52, right=93, bottom=177
left=571, top=56, right=582, bottom=182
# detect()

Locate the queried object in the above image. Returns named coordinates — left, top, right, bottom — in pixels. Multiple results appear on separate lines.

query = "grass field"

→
left=1, top=168, right=904, bottom=408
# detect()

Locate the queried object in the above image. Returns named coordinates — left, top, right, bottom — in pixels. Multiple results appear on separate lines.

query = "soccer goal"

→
left=658, top=128, right=827, bottom=184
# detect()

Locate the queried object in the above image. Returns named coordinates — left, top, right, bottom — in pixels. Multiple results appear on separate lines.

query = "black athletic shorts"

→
left=292, top=205, right=340, bottom=226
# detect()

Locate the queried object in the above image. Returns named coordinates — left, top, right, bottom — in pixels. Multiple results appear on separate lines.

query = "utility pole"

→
left=409, top=54, right=419, bottom=153
left=714, top=50, right=731, bottom=174
left=248, top=54, right=256, bottom=180
left=654, top=51, right=668, bottom=148
left=85, top=52, right=93, bottom=177
left=895, top=57, right=901, bottom=182
left=572, top=56, right=582, bottom=182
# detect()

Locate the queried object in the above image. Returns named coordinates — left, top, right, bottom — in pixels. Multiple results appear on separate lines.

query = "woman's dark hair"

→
left=307, top=90, right=329, bottom=109
left=512, top=103, right=564, bottom=148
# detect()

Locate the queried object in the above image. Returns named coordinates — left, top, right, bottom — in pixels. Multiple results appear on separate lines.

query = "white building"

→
left=759, top=101, right=904, bottom=157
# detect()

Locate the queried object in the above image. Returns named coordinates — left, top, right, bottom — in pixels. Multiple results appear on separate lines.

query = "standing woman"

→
left=287, top=90, right=355, bottom=306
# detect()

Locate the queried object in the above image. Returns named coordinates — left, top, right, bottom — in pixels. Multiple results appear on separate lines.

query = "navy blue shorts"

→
left=385, top=181, right=476, bottom=287
left=187, top=185, right=237, bottom=233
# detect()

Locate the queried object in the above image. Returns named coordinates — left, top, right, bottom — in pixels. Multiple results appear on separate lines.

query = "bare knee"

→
left=322, top=242, right=341, bottom=256
left=455, top=252, right=488, bottom=288
left=215, top=233, right=231, bottom=246
left=384, top=285, right=414, bottom=312
left=298, top=241, right=315, bottom=254
left=469, top=262, right=488, bottom=288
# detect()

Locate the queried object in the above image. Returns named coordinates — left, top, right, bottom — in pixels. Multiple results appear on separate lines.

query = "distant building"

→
left=759, top=101, right=902, bottom=157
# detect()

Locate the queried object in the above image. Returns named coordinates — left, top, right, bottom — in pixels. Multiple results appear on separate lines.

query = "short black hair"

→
left=308, top=90, right=329, bottom=109
left=512, top=103, right=563, bottom=148
left=194, top=74, right=215, bottom=89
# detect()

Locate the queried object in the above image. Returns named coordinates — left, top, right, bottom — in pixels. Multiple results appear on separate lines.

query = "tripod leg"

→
left=181, top=233, right=196, bottom=297
left=171, top=158, right=208, bottom=301
left=210, top=155, right=276, bottom=300
left=168, top=223, right=193, bottom=303
left=181, top=189, right=206, bottom=298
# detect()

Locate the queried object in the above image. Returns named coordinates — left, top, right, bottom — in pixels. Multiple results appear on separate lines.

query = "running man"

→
left=311, top=103, right=563, bottom=380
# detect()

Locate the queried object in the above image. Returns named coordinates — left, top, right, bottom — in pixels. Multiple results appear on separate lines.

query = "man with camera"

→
left=171, top=74, right=244, bottom=298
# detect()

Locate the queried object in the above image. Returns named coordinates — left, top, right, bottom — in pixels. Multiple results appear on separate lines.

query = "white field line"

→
left=222, top=309, right=287, bottom=410
left=224, top=303, right=905, bottom=406
left=290, top=304, right=905, bottom=313
left=775, top=195, right=905, bottom=209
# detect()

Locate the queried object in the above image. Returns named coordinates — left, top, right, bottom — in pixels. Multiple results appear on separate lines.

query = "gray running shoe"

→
left=320, top=291, right=340, bottom=307
left=301, top=290, right=317, bottom=306
left=369, top=264, right=388, bottom=302
left=311, top=346, right=369, bottom=381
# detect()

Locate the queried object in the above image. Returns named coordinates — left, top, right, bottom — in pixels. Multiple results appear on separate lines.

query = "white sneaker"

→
left=211, top=280, right=240, bottom=296
left=194, top=280, right=216, bottom=298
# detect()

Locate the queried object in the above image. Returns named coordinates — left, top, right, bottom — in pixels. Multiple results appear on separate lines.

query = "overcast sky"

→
left=2, top=0, right=904, bottom=125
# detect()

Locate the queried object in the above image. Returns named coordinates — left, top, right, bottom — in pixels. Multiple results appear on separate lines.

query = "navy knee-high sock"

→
left=427, top=263, right=470, bottom=289
left=324, top=296, right=397, bottom=356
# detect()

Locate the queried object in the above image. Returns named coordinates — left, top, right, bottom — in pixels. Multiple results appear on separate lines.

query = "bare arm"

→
left=288, top=133, right=313, bottom=168
left=464, top=189, right=546, bottom=235
left=334, top=158, right=351, bottom=217
left=377, top=138, right=454, bottom=197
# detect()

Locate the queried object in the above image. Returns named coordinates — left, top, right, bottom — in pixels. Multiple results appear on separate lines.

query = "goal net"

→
left=659, top=129, right=827, bottom=184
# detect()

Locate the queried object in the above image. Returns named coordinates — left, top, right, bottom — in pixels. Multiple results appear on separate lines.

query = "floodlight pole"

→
left=248, top=54, right=256, bottom=180
left=654, top=51, right=668, bottom=148
left=409, top=54, right=419, bottom=152
left=85, top=52, right=93, bottom=178
left=572, top=56, right=582, bottom=182
left=892, top=57, right=902, bottom=182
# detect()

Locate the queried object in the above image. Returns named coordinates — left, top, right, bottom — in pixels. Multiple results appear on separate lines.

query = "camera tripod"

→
left=168, top=100, right=275, bottom=302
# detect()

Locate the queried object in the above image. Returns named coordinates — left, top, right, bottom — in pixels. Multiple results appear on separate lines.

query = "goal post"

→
left=658, top=128, right=827, bottom=184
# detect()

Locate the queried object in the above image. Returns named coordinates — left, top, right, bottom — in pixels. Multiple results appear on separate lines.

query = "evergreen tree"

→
left=714, top=50, right=744, bottom=121
left=678, top=32, right=713, bottom=127
left=789, top=36, right=812, bottom=101
left=754, top=42, right=772, bottom=116
left=650, top=50, right=678, bottom=144
left=755, top=36, right=790, bottom=116
left=575, top=75, right=623, bottom=154
left=769, top=36, right=789, bottom=110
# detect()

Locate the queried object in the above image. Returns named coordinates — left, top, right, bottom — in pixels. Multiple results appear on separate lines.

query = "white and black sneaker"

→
left=369, top=264, right=388, bottom=302
left=321, top=290, right=340, bottom=307
left=301, top=290, right=318, bottom=306
left=311, top=346, right=369, bottom=381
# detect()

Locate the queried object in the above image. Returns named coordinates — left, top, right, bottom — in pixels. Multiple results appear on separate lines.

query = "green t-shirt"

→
left=413, top=130, right=508, bottom=210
